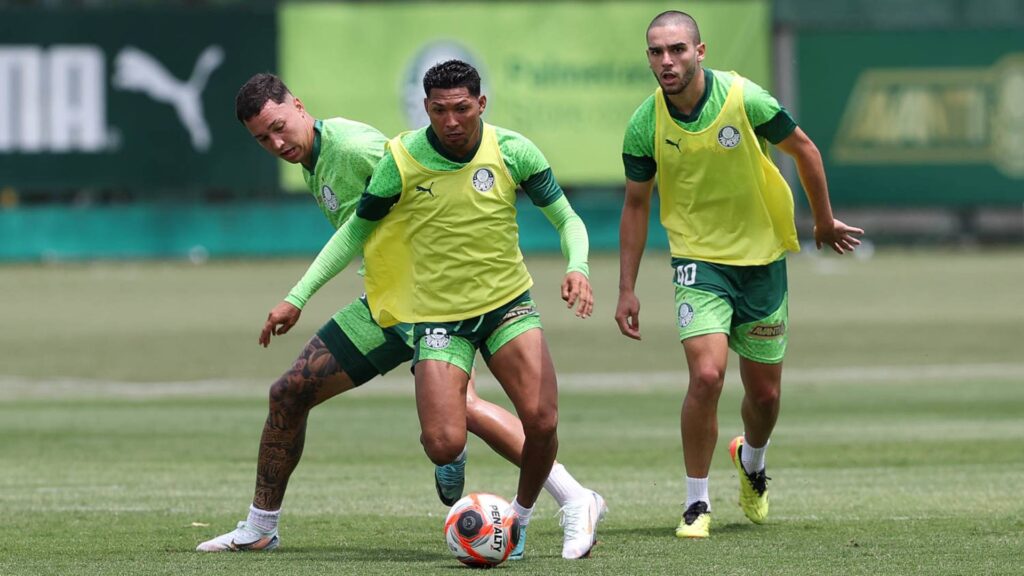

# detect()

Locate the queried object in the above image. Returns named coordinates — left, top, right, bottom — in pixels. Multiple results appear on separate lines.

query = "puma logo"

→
left=112, top=45, right=224, bottom=152
left=665, top=138, right=681, bottom=151
left=415, top=182, right=435, bottom=197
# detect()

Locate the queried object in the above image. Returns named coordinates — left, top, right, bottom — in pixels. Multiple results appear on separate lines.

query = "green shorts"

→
left=316, top=295, right=414, bottom=386
left=672, top=257, right=789, bottom=364
left=412, top=290, right=542, bottom=375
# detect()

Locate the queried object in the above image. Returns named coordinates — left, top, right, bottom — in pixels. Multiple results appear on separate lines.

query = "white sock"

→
left=543, top=463, right=588, bottom=506
left=511, top=498, right=534, bottom=526
left=247, top=504, right=280, bottom=533
left=684, top=476, right=710, bottom=510
left=741, top=437, right=769, bottom=474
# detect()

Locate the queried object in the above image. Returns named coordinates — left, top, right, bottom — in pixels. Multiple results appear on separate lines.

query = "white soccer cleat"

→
left=558, top=490, right=608, bottom=559
left=195, top=521, right=279, bottom=552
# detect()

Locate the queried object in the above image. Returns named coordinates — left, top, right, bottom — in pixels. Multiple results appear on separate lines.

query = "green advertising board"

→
left=797, top=29, right=1024, bottom=206
left=0, top=9, right=277, bottom=188
left=280, top=1, right=769, bottom=189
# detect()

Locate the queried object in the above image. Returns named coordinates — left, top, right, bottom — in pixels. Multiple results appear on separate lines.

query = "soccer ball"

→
left=444, top=493, right=520, bottom=568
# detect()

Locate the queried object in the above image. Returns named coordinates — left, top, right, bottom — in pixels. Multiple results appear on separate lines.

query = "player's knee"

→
left=688, top=367, right=725, bottom=398
left=268, top=376, right=312, bottom=412
left=268, top=377, right=293, bottom=404
left=747, top=386, right=781, bottom=411
left=420, top=431, right=465, bottom=465
left=521, top=407, right=558, bottom=441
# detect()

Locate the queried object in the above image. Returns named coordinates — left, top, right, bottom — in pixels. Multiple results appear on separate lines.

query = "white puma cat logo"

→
left=112, top=45, right=224, bottom=152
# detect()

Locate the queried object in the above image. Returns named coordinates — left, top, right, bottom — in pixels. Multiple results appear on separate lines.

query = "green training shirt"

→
left=301, top=118, right=387, bottom=229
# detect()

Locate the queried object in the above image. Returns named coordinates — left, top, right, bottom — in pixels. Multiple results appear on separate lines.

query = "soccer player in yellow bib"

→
left=615, top=11, right=864, bottom=538
left=196, top=73, right=603, bottom=559
left=255, top=61, right=606, bottom=560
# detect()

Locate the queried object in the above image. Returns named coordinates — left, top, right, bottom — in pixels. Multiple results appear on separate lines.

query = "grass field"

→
left=2, top=249, right=1023, bottom=575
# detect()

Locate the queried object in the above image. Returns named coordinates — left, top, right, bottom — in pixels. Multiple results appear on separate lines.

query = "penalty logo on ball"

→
left=444, top=493, right=520, bottom=568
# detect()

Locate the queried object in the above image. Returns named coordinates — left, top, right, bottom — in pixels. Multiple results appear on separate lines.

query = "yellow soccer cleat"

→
left=675, top=501, right=710, bottom=539
left=729, top=436, right=770, bottom=524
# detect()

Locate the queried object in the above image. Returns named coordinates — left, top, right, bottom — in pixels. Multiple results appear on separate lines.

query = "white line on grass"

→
left=1, top=362, right=1023, bottom=400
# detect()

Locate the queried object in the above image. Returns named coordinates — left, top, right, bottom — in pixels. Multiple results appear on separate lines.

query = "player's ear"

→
left=696, top=42, right=706, bottom=62
left=478, top=94, right=487, bottom=113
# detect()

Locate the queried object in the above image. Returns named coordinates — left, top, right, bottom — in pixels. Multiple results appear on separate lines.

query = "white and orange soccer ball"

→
left=443, top=493, right=520, bottom=568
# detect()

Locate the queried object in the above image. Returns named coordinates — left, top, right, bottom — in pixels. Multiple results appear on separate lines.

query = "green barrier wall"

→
left=279, top=0, right=770, bottom=188
left=0, top=197, right=666, bottom=261
left=0, top=8, right=277, bottom=187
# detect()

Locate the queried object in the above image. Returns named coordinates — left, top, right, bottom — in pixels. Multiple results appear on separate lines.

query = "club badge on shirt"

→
left=718, top=126, right=741, bottom=149
left=321, top=185, right=339, bottom=212
left=472, top=168, right=495, bottom=192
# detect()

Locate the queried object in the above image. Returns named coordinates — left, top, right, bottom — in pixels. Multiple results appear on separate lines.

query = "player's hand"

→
left=615, top=291, right=642, bottom=340
left=561, top=271, right=593, bottom=319
left=259, top=301, right=301, bottom=347
left=814, top=218, right=864, bottom=255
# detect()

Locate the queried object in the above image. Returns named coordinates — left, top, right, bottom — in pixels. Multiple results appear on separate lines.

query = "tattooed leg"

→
left=252, top=335, right=354, bottom=510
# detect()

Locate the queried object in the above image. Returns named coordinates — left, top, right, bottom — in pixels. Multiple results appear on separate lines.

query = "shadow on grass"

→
left=267, top=545, right=452, bottom=563
left=598, top=520, right=766, bottom=540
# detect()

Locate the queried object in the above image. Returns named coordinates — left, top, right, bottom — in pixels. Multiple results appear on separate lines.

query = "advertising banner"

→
left=797, top=29, right=1024, bottom=205
left=0, top=9, right=277, bottom=188
left=280, top=1, right=770, bottom=189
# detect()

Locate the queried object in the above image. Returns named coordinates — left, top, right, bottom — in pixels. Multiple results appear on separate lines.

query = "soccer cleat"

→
left=196, top=521, right=279, bottom=552
left=558, top=490, right=608, bottom=559
left=434, top=450, right=467, bottom=506
left=508, top=522, right=527, bottom=561
left=675, top=501, right=710, bottom=538
left=729, top=435, right=770, bottom=524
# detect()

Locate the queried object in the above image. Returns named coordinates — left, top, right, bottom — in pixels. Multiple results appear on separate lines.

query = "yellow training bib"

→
left=363, top=124, right=533, bottom=326
left=655, top=74, right=799, bottom=265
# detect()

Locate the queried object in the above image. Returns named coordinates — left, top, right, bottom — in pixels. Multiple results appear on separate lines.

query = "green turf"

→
left=3, top=249, right=1023, bottom=380
left=2, top=249, right=1023, bottom=574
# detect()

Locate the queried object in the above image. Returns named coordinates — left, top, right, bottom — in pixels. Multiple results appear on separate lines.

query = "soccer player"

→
left=197, top=73, right=604, bottom=559
left=615, top=11, right=864, bottom=538
left=257, top=60, right=607, bottom=560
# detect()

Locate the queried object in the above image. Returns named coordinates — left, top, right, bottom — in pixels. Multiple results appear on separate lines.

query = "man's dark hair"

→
left=235, top=73, right=291, bottom=123
left=422, top=59, right=481, bottom=97
left=647, top=10, right=701, bottom=44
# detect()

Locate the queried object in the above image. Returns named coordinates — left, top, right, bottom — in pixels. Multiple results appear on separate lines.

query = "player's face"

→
left=244, top=96, right=313, bottom=166
left=646, top=24, right=705, bottom=95
left=424, top=87, right=486, bottom=157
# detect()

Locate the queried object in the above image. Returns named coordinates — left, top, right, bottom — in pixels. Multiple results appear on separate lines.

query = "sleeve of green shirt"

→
left=283, top=214, right=379, bottom=309
left=357, top=147, right=403, bottom=220
left=496, top=127, right=588, bottom=275
left=743, top=78, right=797, bottom=144
left=621, top=96, right=658, bottom=182
left=496, top=127, right=563, bottom=207
left=539, top=196, right=589, bottom=277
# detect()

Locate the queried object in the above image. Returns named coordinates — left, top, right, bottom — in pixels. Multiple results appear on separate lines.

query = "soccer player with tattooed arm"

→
left=197, top=71, right=603, bottom=560
left=220, top=61, right=607, bottom=560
